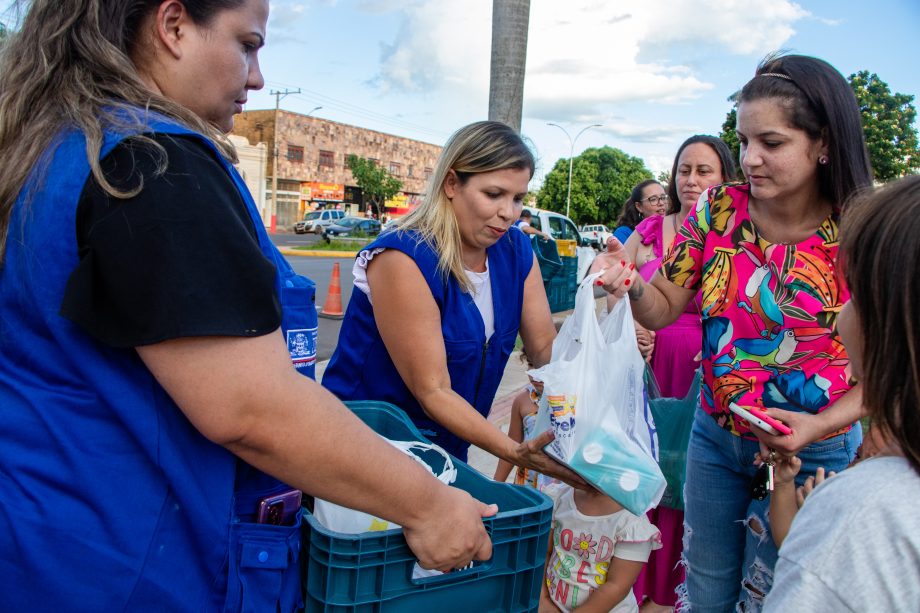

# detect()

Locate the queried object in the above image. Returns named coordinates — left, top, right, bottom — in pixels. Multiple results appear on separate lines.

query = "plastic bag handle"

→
left=387, top=439, right=457, bottom=485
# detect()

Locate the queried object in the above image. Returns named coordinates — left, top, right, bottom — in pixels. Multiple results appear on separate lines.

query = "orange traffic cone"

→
left=320, top=262, right=345, bottom=319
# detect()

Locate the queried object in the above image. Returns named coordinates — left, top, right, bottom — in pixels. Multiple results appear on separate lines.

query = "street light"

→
left=546, top=122, right=602, bottom=219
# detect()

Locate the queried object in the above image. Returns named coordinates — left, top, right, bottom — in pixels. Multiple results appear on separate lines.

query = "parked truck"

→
left=578, top=224, right=612, bottom=250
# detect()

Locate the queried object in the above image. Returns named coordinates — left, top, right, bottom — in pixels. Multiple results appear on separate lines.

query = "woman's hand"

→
left=403, top=487, right=498, bottom=572
left=749, top=408, right=825, bottom=455
left=589, top=238, right=638, bottom=300
left=514, top=430, right=590, bottom=490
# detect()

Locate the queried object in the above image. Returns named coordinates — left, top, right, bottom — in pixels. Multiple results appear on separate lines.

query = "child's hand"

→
left=635, top=325, right=655, bottom=360
left=795, top=466, right=836, bottom=508
left=773, top=453, right=801, bottom=486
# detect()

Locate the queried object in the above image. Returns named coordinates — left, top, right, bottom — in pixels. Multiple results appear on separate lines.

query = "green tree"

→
left=536, top=146, right=652, bottom=225
left=719, top=107, right=740, bottom=167
left=346, top=155, right=402, bottom=214
left=849, top=71, right=919, bottom=181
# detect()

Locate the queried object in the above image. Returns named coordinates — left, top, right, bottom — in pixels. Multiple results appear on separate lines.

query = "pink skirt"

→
left=633, top=506, right=685, bottom=607
left=633, top=311, right=699, bottom=606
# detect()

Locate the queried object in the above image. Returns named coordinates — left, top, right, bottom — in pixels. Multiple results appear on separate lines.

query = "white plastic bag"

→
left=313, top=437, right=457, bottom=534
left=530, top=271, right=665, bottom=516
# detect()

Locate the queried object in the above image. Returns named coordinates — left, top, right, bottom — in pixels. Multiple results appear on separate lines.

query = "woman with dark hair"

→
left=626, top=135, right=736, bottom=612
left=765, top=175, right=920, bottom=611
left=611, top=179, right=668, bottom=244
left=0, top=1, right=495, bottom=609
left=593, top=53, right=872, bottom=610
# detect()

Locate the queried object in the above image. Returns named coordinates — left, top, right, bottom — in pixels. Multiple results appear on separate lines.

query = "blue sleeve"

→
left=613, top=226, right=633, bottom=244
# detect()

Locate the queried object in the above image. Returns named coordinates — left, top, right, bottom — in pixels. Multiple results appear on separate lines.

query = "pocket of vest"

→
left=224, top=513, right=304, bottom=613
left=279, top=271, right=318, bottom=380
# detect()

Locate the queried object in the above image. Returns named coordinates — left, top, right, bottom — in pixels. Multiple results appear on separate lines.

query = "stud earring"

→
left=818, top=155, right=829, bottom=165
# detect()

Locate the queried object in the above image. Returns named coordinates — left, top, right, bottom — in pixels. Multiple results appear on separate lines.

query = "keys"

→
left=750, top=451, right=776, bottom=501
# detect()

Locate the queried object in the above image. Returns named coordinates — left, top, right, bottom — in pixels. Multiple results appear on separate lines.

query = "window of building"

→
left=407, top=165, right=414, bottom=178
left=389, top=161, right=401, bottom=176
left=319, top=150, right=335, bottom=169
left=287, top=145, right=304, bottom=163
left=424, top=167, right=433, bottom=180
left=368, top=158, right=380, bottom=167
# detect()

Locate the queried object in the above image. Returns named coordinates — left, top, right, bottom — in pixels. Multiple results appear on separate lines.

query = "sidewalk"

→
left=317, top=295, right=607, bottom=478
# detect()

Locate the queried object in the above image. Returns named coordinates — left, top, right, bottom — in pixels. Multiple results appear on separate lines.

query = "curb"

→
left=278, top=247, right=358, bottom=258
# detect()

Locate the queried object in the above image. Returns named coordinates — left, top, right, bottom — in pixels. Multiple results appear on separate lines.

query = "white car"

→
left=293, top=209, right=345, bottom=234
left=579, top=224, right=612, bottom=250
left=522, top=206, right=596, bottom=280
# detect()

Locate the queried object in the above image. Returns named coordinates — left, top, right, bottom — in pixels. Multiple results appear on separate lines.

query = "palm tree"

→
left=488, top=0, right=531, bottom=133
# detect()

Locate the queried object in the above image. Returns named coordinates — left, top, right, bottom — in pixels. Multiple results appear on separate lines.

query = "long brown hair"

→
left=840, top=175, right=920, bottom=475
left=0, top=0, right=242, bottom=265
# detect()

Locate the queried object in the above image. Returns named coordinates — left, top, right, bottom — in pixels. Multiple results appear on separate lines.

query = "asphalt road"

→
left=270, top=232, right=355, bottom=362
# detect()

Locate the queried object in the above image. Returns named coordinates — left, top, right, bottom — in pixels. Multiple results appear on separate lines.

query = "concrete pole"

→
left=269, top=88, right=300, bottom=233
left=488, top=0, right=531, bottom=132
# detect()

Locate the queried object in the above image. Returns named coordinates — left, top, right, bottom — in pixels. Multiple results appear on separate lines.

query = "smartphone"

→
left=728, top=403, right=793, bottom=436
left=256, top=489, right=303, bottom=526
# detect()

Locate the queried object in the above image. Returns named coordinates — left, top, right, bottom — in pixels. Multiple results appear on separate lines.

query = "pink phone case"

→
left=728, top=403, right=793, bottom=436
left=748, top=407, right=793, bottom=436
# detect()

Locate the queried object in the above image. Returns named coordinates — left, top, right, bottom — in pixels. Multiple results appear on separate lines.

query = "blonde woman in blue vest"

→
left=0, top=1, right=497, bottom=610
left=325, top=121, right=595, bottom=485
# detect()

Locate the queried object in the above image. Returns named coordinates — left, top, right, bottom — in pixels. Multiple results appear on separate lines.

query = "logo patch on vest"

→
left=287, top=328, right=317, bottom=369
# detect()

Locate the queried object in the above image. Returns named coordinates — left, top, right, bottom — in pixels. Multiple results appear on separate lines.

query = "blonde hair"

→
left=394, top=121, right=534, bottom=292
left=0, top=0, right=242, bottom=266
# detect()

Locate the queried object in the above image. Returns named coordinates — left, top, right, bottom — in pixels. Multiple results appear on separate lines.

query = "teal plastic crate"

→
left=302, top=401, right=553, bottom=612
left=545, top=275, right=575, bottom=313
left=531, top=236, right=562, bottom=283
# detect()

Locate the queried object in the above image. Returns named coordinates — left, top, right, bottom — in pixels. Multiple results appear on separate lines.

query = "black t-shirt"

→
left=61, top=134, right=282, bottom=348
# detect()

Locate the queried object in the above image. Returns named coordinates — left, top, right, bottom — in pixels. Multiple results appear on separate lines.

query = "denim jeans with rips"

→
left=679, top=408, right=861, bottom=612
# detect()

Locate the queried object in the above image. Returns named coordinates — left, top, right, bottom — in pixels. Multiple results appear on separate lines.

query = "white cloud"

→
left=366, top=0, right=810, bottom=118
left=268, top=1, right=310, bottom=44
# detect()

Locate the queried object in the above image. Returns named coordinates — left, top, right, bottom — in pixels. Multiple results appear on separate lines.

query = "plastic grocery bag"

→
left=646, top=366, right=700, bottom=510
left=530, top=271, right=665, bottom=516
left=313, top=437, right=457, bottom=533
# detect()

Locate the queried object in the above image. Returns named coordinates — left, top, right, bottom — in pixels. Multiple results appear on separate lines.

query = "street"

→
left=270, top=232, right=356, bottom=362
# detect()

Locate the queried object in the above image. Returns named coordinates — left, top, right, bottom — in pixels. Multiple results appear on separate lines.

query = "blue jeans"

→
left=680, top=408, right=861, bottom=612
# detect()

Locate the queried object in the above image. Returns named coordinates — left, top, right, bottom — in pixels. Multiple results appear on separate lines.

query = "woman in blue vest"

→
left=325, top=121, right=589, bottom=483
left=0, top=1, right=496, bottom=611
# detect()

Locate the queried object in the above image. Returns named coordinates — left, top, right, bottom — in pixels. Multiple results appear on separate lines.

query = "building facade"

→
left=232, top=110, right=442, bottom=230
left=228, top=134, right=267, bottom=216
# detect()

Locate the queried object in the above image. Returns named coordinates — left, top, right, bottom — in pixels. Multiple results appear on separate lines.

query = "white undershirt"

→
left=354, top=248, right=495, bottom=339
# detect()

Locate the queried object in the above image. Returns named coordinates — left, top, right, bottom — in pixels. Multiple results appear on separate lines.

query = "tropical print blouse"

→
left=660, top=183, right=852, bottom=438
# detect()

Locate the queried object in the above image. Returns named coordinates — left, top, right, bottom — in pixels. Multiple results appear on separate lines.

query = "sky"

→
left=250, top=0, right=918, bottom=186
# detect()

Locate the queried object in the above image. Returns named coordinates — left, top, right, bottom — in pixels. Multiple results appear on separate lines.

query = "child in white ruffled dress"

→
left=540, top=483, right=662, bottom=613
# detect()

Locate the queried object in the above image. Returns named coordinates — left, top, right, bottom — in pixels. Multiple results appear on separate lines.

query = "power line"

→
left=262, top=80, right=452, bottom=142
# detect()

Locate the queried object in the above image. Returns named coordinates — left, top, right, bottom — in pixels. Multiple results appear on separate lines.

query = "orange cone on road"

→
left=320, top=261, right=345, bottom=319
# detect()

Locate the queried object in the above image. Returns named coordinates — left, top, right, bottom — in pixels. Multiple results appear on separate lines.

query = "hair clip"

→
left=761, top=72, right=793, bottom=81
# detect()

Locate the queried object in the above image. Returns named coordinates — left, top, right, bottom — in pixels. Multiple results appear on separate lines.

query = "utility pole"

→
left=269, top=88, right=300, bottom=233
left=488, top=0, right=531, bottom=132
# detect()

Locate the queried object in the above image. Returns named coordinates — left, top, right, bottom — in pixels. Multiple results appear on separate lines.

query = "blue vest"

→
left=0, top=111, right=316, bottom=612
left=323, top=228, right=532, bottom=461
